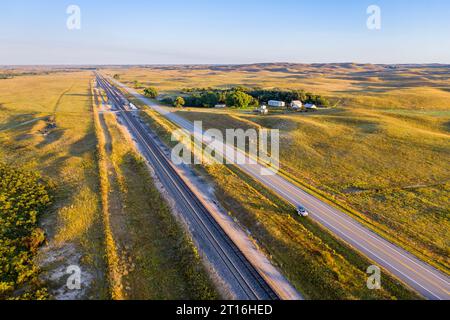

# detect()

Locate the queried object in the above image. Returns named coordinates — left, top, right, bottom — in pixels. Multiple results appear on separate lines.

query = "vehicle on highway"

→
left=296, top=205, right=309, bottom=217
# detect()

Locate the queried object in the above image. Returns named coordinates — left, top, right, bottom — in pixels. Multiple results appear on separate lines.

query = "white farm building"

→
left=304, top=103, right=318, bottom=110
left=290, top=100, right=303, bottom=110
left=268, top=100, right=286, bottom=108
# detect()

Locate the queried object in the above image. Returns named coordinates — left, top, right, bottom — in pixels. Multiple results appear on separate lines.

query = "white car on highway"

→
left=296, top=205, right=309, bottom=217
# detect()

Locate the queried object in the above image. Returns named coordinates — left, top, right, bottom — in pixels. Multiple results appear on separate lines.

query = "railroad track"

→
left=95, top=73, right=279, bottom=300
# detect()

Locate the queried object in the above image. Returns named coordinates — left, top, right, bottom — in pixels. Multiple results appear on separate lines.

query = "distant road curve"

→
left=111, top=77, right=450, bottom=300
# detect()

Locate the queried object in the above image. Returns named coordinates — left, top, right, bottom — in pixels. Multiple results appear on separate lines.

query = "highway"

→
left=95, top=73, right=288, bottom=300
left=111, top=77, right=450, bottom=300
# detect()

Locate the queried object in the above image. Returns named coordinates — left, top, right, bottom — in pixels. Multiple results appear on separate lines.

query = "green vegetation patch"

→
left=0, top=164, right=52, bottom=300
left=159, top=86, right=330, bottom=109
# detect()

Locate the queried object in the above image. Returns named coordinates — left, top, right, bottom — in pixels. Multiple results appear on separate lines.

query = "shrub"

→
left=0, top=164, right=51, bottom=299
left=173, top=96, right=185, bottom=108
left=143, top=87, right=158, bottom=98
left=161, top=97, right=175, bottom=106
left=133, top=80, right=143, bottom=89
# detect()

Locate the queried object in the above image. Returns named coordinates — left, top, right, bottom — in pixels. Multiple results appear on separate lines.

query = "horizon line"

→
left=2, top=62, right=450, bottom=67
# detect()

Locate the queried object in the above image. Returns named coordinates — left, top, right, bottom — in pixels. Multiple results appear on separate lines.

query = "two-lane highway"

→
left=95, top=73, right=301, bottom=300
left=111, top=77, right=450, bottom=300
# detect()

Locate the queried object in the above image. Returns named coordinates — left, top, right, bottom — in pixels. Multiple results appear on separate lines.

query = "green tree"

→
left=200, top=92, right=219, bottom=107
left=218, top=91, right=227, bottom=103
left=143, top=87, right=158, bottom=99
left=173, top=96, right=185, bottom=108
left=113, top=74, right=120, bottom=80
left=133, top=80, right=142, bottom=89
left=232, top=85, right=250, bottom=93
left=225, top=91, right=254, bottom=109
left=161, top=97, right=174, bottom=106
left=315, top=96, right=330, bottom=107
left=289, top=90, right=307, bottom=102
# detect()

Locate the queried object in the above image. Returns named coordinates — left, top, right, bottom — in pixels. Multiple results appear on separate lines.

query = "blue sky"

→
left=1, top=0, right=449, bottom=64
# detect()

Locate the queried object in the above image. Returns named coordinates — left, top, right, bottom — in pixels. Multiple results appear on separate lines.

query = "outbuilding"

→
left=268, top=100, right=286, bottom=108
left=254, top=105, right=269, bottom=115
left=305, top=103, right=318, bottom=110
left=290, top=100, right=303, bottom=110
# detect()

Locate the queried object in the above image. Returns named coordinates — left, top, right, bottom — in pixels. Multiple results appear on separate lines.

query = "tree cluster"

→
left=248, top=89, right=330, bottom=107
left=143, top=87, right=158, bottom=99
left=178, top=86, right=330, bottom=108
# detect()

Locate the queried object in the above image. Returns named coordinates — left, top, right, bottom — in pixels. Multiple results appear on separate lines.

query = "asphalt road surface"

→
left=112, top=77, right=450, bottom=300
left=96, top=73, right=302, bottom=300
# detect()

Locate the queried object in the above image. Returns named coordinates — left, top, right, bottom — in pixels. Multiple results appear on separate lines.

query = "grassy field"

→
left=175, top=106, right=450, bottom=272
left=1, top=64, right=447, bottom=300
left=0, top=71, right=109, bottom=299
left=136, top=106, right=419, bottom=300
left=93, top=96, right=218, bottom=299
left=104, top=63, right=449, bottom=273
left=0, top=70, right=220, bottom=300
left=104, top=63, right=450, bottom=110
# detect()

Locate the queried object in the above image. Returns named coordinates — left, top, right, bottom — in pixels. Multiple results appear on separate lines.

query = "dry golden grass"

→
left=92, top=87, right=125, bottom=300
left=137, top=105, right=419, bottom=300
left=0, top=70, right=218, bottom=299
left=103, top=63, right=450, bottom=110
left=115, top=63, right=449, bottom=271
left=0, top=71, right=109, bottom=298
left=177, top=108, right=450, bottom=271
